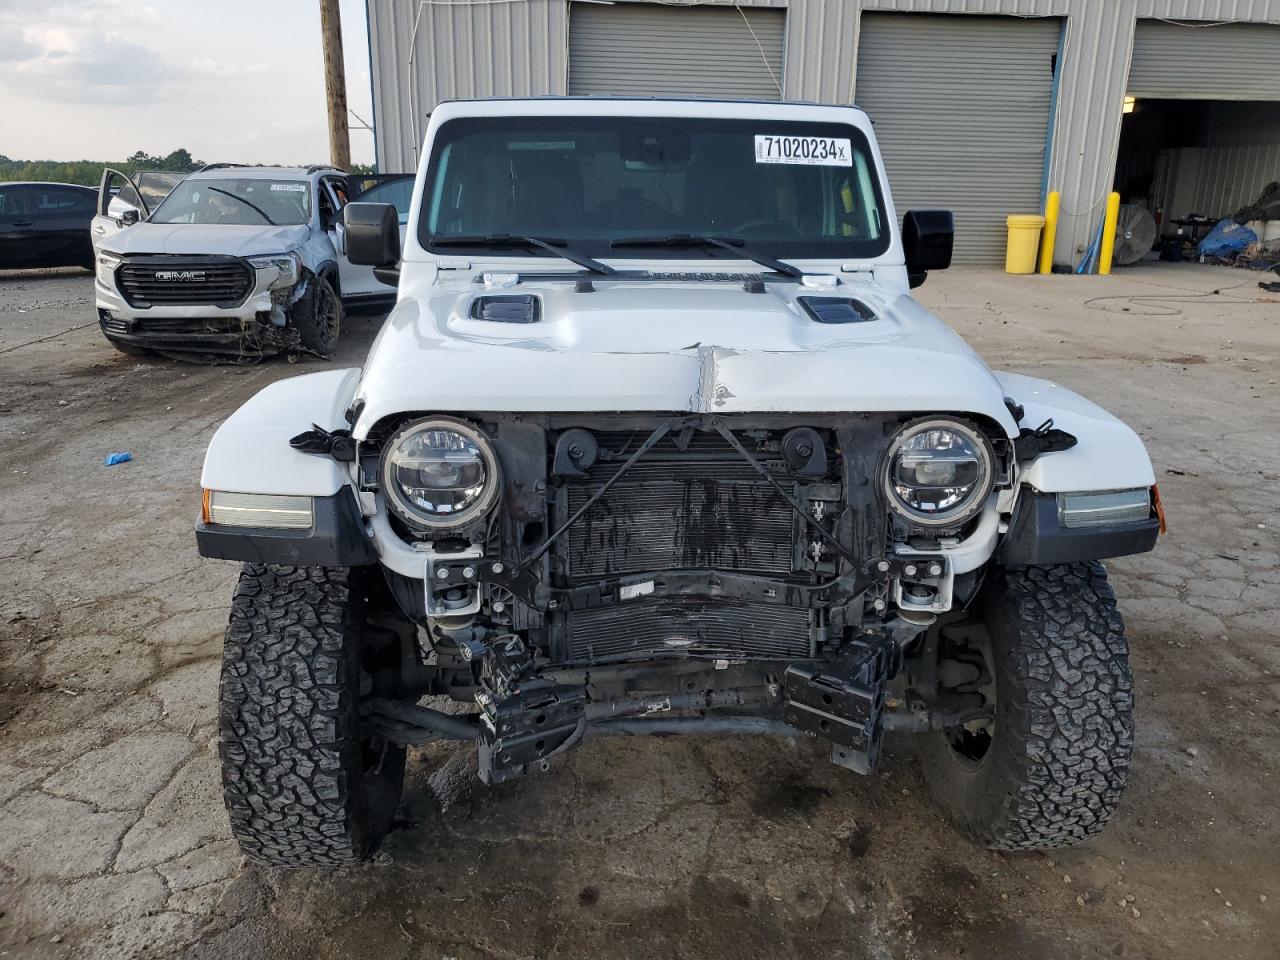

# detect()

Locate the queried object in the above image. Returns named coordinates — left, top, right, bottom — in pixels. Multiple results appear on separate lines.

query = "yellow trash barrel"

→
left=1005, top=215, right=1046, bottom=274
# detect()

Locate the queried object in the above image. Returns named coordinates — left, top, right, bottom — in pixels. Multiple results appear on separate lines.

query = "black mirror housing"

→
left=902, top=210, right=954, bottom=288
left=344, top=202, right=400, bottom=267
left=120, top=209, right=140, bottom=226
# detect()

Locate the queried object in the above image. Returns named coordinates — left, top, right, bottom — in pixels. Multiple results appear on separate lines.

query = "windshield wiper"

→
left=428, top=234, right=617, bottom=276
left=610, top=234, right=803, bottom=279
left=206, top=186, right=277, bottom=226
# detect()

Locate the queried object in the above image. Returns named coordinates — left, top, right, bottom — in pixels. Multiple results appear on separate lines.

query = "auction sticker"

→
left=270, top=183, right=307, bottom=192
left=754, top=134, right=852, bottom=166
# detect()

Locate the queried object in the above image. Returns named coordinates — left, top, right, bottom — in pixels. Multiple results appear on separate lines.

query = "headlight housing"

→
left=882, top=418, right=995, bottom=528
left=96, top=252, right=121, bottom=289
left=380, top=417, right=500, bottom=529
left=250, top=253, right=301, bottom=290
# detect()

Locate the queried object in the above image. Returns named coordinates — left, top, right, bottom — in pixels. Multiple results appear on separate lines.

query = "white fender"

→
left=995, top=372, right=1155, bottom=493
left=201, top=368, right=361, bottom=496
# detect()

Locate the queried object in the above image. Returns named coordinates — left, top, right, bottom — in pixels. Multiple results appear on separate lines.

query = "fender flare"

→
left=200, top=368, right=361, bottom=496
left=996, top=371, right=1155, bottom=493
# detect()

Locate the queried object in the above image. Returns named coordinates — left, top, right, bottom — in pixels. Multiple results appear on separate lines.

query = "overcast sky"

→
left=0, top=0, right=378, bottom=166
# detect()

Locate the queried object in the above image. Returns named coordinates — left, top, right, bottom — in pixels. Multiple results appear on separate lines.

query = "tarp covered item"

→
left=1198, top=218, right=1257, bottom=260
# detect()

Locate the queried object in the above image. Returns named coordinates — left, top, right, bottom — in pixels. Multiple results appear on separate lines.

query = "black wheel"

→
left=105, top=337, right=152, bottom=358
left=219, top=564, right=410, bottom=867
left=923, top=562, right=1134, bottom=850
left=291, top=274, right=342, bottom=355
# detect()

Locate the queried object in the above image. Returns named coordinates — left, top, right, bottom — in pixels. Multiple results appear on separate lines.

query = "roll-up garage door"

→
left=1128, top=21, right=1280, bottom=100
left=568, top=2, right=785, bottom=100
left=855, top=14, right=1060, bottom=263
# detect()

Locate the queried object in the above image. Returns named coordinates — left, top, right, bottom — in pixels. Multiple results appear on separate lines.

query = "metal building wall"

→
left=366, top=0, right=570, bottom=173
left=367, top=0, right=1280, bottom=258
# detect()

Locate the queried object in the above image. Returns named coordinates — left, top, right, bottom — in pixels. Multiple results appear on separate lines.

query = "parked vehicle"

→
left=0, top=181, right=97, bottom=270
left=92, top=165, right=410, bottom=361
left=196, top=98, right=1162, bottom=867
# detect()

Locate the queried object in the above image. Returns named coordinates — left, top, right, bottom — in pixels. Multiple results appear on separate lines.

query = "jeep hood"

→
left=100, top=222, right=312, bottom=257
left=353, top=277, right=1021, bottom=438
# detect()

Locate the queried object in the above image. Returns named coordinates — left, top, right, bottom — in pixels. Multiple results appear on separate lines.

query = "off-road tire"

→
left=291, top=274, right=342, bottom=355
left=924, top=562, right=1134, bottom=850
left=219, top=564, right=406, bottom=867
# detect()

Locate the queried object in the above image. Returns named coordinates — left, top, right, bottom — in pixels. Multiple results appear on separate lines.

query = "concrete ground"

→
left=0, top=262, right=1277, bottom=960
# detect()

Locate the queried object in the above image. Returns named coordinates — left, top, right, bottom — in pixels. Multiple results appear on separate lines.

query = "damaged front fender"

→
left=200, top=368, right=362, bottom=497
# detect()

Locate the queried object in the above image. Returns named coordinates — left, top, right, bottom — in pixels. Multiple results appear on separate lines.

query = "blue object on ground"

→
left=104, top=452, right=133, bottom=466
left=1197, top=218, right=1257, bottom=260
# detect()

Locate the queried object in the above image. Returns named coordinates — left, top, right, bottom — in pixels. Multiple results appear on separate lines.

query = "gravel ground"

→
left=0, top=263, right=1277, bottom=960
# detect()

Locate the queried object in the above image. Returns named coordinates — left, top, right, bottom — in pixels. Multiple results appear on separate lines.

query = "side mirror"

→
left=120, top=209, right=140, bottom=226
left=344, top=202, right=400, bottom=286
left=902, top=210, right=954, bottom=289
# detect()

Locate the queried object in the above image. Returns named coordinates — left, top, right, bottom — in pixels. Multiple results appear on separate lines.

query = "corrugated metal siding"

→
left=1129, top=21, right=1280, bottom=98
left=567, top=3, right=785, bottom=98
left=856, top=13, right=1061, bottom=262
left=1134, top=0, right=1280, bottom=20
left=1042, top=2, right=1134, bottom=265
left=367, top=0, right=1280, bottom=258
left=1195, top=142, right=1280, bottom=213
left=368, top=0, right=569, bottom=173
left=864, top=0, right=1068, bottom=13
left=783, top=0, right=859, bottom=103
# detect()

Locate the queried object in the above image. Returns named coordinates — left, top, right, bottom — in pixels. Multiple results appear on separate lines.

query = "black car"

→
left=0, top=181, right=97, bottom=270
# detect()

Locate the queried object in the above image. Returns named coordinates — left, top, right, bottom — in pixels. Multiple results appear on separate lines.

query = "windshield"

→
left=150, top=178, right=311, bottom=226
left=421, top=116, right=888, bottom=260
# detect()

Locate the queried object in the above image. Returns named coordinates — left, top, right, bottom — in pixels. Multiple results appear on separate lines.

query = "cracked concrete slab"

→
left=42, top=732, right=196, bottom=811
left=116, top=753, right=230, bottom=873
left=0, top=793, right=135, bottom=880
left=158, top=840, right=242, bottom=893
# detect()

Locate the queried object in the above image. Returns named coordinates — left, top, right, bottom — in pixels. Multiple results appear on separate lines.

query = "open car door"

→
left=325, top=174, right=413, bottom=298
left=91, top=168, right=188, bottom=252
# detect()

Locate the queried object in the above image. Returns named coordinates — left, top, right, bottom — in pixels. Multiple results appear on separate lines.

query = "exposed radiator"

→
left=562, top=460, right=796, bottom=581
left=567, top=597, right=812, bottom=663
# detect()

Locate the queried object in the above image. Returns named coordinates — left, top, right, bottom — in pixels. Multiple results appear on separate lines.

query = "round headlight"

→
left=380, top=418, right=500, bottom=529
left=882, top=419, right=994, bottom=528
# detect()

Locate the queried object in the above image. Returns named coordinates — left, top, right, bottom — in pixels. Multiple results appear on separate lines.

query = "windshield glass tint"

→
left=150, top=178, right=310, bottom=226
left=421, top=116, right=888, bottom=259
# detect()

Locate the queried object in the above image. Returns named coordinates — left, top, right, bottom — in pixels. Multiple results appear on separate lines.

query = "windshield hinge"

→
left=435, top=257, right=471, bottom=270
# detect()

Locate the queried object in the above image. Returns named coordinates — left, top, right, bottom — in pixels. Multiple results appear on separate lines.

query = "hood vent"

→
left=470, top=294, right=541, bottom=323
left=798, top=296, right=876, bottom=324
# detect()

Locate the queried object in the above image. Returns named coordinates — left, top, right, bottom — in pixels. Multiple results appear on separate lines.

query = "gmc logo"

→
left=154, top=270, right=206, bottom=282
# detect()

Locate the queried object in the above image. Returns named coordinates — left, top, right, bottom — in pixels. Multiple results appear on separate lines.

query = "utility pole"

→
left=319, top=0, right=351, bottom=170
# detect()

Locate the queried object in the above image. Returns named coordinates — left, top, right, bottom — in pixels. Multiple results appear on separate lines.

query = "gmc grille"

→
left=117, top=256, right=253, bottom=308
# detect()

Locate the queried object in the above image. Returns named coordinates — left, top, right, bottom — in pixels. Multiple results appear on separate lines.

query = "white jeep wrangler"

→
left=197, top=98, right=1161, bottom=867
left=93, top=165, right=407, bottom=361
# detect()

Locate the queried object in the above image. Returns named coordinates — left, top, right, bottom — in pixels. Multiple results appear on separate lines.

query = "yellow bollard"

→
left=1038, top=191, right=1060, bottom=274
left=1098, top=192, right=1122, bottom=276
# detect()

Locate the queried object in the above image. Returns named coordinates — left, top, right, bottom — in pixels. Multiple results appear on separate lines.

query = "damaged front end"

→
left=95, top=252, right=312, bottom=362
left=338, top=411, right=1018, bottom=783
